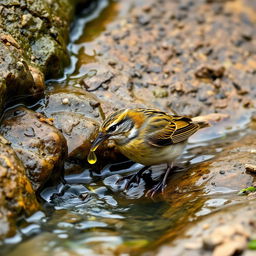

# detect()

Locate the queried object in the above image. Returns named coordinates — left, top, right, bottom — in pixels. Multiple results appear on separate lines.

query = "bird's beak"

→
left=90, top=132, right=110, bottom=151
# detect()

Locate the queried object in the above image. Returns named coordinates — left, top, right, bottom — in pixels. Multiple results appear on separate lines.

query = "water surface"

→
left=2, top=1, right=254, bottom=255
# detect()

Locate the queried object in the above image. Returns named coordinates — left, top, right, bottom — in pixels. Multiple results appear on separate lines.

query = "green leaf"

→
left=238, top=186, right=256, bottom=195
left=248, top=240, right=256, bottom=250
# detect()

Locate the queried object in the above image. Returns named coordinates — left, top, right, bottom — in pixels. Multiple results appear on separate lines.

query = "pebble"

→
left=245, top=164, right=256, bottom=173
left=137, top=14, right=150, bottom=25
left=108, top=60, right=117, bottom=66
left=62, top=98, right=70, bottom=105
left=24, top=127, right=35, bottom=137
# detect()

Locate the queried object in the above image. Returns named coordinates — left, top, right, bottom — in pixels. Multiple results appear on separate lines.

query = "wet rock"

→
left=0, top=107, right=67, bottom=191
left=83, top=71, right=114, bottom=92
left=153, top=88, right=169, bottom=98
left=0, top=41, right=43, bottom=112
left=245, top=164, right=256, bottom=174
left=0, top=0, right=76, bottom=78
left=203, top=224, right=249, bottom=256
left=0, top=0, right=85, bottom=111
left=37, top=88, right=104, bottom=159
left=195, top=66, right=225, bottom=80
left=137, top=14, right=151, bottom=26
left=34, top=87, right=128, bottom=165
left=166, top=133, right=256, bottom=198
left=0, top=135, right=40, bottom=239
left=156, top=202, right=256, bottom=256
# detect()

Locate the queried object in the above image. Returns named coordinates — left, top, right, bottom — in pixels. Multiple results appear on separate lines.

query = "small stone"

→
left=108, top=60, right=117, bottom=66
left=219, top=170, right=225, bottom=175
left=21, top=14, right=32, bottom=27
left=184, top=241, right=202, bottom=250
left=89, top=101, right=100, bottom=108
left=137, top=14, right=150, bottom=25
left=203, top=223, right=210, bottom=230
left=24, top=127, right=35, bottom=137
left=62, top=98, right=70, bottom=105
left=147, top=65, right=162, bottom=73
left=102, top=83, right=109, bottom=90
left=245, top=164, right=256, bottom=173
left=153, top=88, right=169, bottom=98
left=73, top=84, right=81, bottom=88
left=93, top=112, right=100, bottom=118
left=161, top=41, right=169, bottom=50
left=251, top=112, right=256, bottom=122
left=142, top=5, right=151, bottom=12
left=195, top=66, right=225, bottom=80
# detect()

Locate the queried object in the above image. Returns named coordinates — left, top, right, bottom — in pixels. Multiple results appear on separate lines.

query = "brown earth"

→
left=156, top=200, right=256, bottom=256
left=76, top=0, right=256, bottom=117
left=0, top=0, right=256, bottom=253
left=39, top=0, right=256, bottom=162
left=2, top=0, right=256, bottom=191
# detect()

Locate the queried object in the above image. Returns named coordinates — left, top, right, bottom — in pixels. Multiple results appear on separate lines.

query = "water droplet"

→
left=88, top=150, right=97, bottom=164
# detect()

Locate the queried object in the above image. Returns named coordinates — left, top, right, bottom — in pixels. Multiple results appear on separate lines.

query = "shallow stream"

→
left=1, top=1, right=255, bottom=255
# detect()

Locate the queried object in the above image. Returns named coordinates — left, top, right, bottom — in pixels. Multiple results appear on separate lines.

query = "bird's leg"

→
left=146, top=163, right=173, bottom=198
left=116, top=166, right=150, bottom=190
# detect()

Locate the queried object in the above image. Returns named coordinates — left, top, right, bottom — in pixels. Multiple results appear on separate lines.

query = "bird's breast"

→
left=117, top=140, right=187, bottom=166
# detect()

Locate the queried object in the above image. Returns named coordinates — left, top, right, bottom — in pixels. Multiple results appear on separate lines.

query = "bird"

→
left=88, top=108, right=205, bottom=197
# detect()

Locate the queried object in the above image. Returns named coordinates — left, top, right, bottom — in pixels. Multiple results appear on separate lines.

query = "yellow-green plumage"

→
left=89, top=108, right=203, bottom=196
left=93, top=108, right=201, bottom=165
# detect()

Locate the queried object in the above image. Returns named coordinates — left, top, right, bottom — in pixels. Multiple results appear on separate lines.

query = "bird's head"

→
left=90, top=109, right=143, bottom=151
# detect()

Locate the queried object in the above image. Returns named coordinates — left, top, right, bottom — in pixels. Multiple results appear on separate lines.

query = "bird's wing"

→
left=171, top=116, right=200, bottom=144
left=146, top=115, right=199, bottom=147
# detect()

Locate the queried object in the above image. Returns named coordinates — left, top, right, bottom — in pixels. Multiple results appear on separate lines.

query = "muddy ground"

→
left=0, top=0, right=256, bottom=255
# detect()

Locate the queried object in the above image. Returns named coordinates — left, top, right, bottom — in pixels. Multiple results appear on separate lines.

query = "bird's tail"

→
left=192, top=113, right=229, bottom=129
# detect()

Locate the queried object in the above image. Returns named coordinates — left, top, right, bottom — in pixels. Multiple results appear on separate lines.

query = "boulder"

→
left=0, top=135, right=40, bottom=239
left=0, top=107, right=68, bottom=190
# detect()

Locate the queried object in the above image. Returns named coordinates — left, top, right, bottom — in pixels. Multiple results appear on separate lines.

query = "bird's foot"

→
left=145, top=180, right=167, bottom=198
left=145, top=164, right=172, bottom=198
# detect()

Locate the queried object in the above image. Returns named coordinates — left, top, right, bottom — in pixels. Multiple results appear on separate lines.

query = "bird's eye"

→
left=108, top=124, right=117, bottom=132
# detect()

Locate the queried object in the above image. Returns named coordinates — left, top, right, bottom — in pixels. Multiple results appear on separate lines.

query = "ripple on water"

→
left=2, top=0, right=254, bottom=254
left=4, top=118, right=251, bottom=255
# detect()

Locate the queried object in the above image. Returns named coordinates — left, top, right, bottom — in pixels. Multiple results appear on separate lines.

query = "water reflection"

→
left=2, top=0, right=255, bottom=255
left=47, top=0, right=119, bottom=85
left=3, top=123, right=251, bottom=256
left=31, top=164, right=172, bottom=255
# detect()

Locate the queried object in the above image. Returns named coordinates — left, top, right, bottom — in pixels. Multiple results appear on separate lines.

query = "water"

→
left=1, top=0, right=255, bottom=255
left=3, top=123, right=250, bottom=255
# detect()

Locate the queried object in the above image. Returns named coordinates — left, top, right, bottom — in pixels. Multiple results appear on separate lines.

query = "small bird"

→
left=88, top=108, right=204, bottom=197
